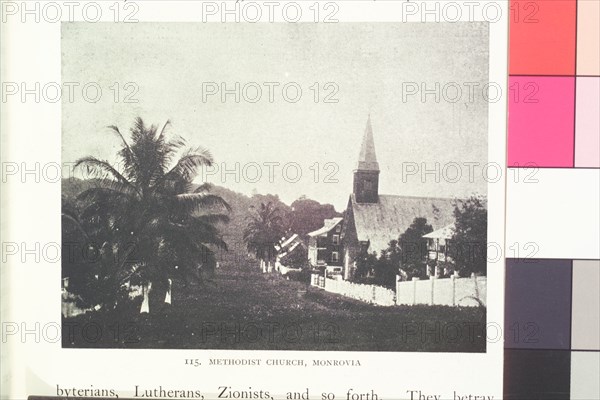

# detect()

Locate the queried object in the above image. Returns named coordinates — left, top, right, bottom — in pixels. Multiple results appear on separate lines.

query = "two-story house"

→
left=307, top=217, right=344, bottom=277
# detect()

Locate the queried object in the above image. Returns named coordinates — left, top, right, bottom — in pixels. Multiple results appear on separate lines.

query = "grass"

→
left=63, top=264, right=486, bottom=352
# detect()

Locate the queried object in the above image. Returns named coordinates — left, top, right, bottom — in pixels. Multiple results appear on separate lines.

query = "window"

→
left=335, top=224, right=341, bottom=233
left=331, top=252, right=339, bottom=263
left=332, top=234, right=340, bottom=245
left=364, top=180, right=373, bottom=190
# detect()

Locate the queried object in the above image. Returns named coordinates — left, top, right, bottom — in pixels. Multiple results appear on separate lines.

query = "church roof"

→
left=422, top=224, right=456, bottom=240
left=356, top=116, right=379, bottom=171
left=350, top=194, right=457, bottom=254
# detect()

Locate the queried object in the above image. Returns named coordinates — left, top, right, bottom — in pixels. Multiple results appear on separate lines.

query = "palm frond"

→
left=174, top=193, right=232, bottom=214
left=156, top=119, right=172, bottom=141
left=195, top=213, right=230, bottom=225
left=193, top=183, right=214, bottom=193
left=167, top=147, right=214, bottom=181
left=75, top=177, right=139, bottom=199
left=107, top=125, right=139, bottom=175
left=61, top=211, right=90, bottom=240
left=74, top=157, right=135, bottom=188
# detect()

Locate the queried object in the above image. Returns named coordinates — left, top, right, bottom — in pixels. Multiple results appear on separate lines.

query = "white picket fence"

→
left=311, top=273, right=486, bottom=307
left=311, top=275, right=396, bottom=306
left=396, top=275, right=486, bottom=307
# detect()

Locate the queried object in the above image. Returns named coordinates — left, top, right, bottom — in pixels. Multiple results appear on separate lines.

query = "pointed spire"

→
left=356, top=115, right=379, bottom=171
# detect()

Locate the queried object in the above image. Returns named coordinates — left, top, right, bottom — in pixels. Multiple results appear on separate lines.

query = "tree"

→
left=243, top=202, right=286, bottom=271
left=288, top=197, right=341, bottom=237
left=279, top=244, right=308, bottom=269
left=451, top=195, right=487, bottom=276
left=373, top=249, right=398, bottom=289
left=62, top=199, right=106, bottom=310
left=368, top=236, right=410, bottom=287
left=71, top=118, right=230, bottom=313
left=353, top=251, right=378, bottom=282
left=398, top=217, right=433, bottom=279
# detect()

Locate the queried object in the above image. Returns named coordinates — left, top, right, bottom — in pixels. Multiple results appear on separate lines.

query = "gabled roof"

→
left=279, top=233, right=299, bottom=250
left=308, top=217, right=343, bottom=237
left=350, top=194, right=456, bottom=253
left=278, top=241, right=304, bottom=259
left=422, top=224, right=456, bottom=240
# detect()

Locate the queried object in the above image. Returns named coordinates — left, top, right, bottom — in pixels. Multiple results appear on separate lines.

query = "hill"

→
left=61, top=179, right=341, bottom=268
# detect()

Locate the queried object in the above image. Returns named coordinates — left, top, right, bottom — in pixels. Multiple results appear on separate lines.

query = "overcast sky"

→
left=62, top=22, right=489, bottom=211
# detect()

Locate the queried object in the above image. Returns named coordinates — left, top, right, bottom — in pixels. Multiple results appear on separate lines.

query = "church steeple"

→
left=356, top=115, right=379, bottom=171
left=353, top=116, right=380, bottom=204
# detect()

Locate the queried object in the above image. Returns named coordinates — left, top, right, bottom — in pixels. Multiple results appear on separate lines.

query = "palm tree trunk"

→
left=139, top=280, right=169, bottom=314
left=140, top=283, right=151, bottom=314
left=164, top=279, right=172, bottom=305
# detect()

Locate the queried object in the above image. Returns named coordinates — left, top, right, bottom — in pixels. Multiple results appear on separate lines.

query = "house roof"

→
left=278, top=241, right=303, bottom=259
left=308, top=217, right=343, bottom=237
left=279, top=233, right=299, bottom=250
left=422, top=224, right=456, bottom=240
left=350, top=194, right=456, bottom=253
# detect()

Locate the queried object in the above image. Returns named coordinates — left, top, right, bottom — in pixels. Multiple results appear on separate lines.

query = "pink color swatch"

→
left=575, top=77, right=600, bottom=167
left=508, top=76, right=575, bottom=167
left=577, top=0, right=600, bottom=76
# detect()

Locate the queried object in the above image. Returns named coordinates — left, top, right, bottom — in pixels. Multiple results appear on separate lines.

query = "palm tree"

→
left=243, top=202, right=285, bottom=272
left=73, top=117, right=230, bottom=313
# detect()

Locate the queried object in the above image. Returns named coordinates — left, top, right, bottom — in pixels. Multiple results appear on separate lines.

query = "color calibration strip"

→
left=504, top=259, right=600, bottom=399
left=505, top=0, right=600, bottom=398
left=508, top=0, right=600, bottom=168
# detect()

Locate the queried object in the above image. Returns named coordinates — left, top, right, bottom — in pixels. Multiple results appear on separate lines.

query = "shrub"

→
left=285, top=269, right=311, bottom=284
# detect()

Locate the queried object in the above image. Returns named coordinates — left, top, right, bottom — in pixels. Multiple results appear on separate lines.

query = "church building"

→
left=340, top=117, right=457, bottom=280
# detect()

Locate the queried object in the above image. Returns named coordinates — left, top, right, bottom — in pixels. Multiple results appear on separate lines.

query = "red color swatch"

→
left=509, top=0, right=577, bottom=75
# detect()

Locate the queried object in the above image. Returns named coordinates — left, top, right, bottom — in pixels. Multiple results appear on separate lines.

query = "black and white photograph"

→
left=60, top=21, right=490, bottom=352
